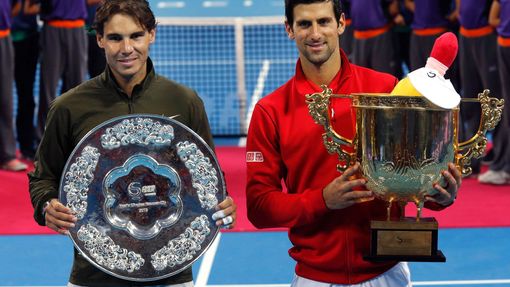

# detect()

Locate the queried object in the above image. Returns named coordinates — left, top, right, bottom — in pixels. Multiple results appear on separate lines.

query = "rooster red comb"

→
left=426, top=32, right=458, bottom=76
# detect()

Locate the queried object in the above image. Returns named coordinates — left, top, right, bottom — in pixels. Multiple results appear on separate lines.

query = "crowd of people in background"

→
left=0, top=0, right=509, bottom=185
left=0, top=0, right=104, bottom=171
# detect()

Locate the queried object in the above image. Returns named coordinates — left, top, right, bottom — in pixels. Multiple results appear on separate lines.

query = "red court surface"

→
left=1, top=146, right=509, bottom=235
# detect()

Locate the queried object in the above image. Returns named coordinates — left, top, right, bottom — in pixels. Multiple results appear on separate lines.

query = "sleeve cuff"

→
left=301, top=187, right=330, bottom=222
left=35, top=195, right=56, bottom=226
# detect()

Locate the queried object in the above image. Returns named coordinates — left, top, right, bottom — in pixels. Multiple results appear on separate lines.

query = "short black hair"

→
left=285, top=0, right=343, bottom=27
left=93, top=0, right=157, bottom=36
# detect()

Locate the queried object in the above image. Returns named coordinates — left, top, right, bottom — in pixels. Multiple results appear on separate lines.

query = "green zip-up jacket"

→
left=28, top=58, right=213, bottom=286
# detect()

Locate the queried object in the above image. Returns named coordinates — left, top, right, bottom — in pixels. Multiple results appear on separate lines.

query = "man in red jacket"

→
left=245, top=0, right=462, bottom=286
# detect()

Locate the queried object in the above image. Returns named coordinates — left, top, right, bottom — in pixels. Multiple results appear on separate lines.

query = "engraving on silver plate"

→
left=103, top=154, right=183, bottom=240
left=151, top=215, right=211, bottom=271
left=100, top=117, right=175, bottom=149
left=77, top=224, right=145, bottom=273
left=63, top=145, right=100, bottom=219
left=176, top=141, right=219, bottom=210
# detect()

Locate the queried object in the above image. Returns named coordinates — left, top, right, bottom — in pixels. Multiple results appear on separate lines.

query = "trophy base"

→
left=363, top=250, right=446, bottom=262
left=364, top=217, right=446, bottom=262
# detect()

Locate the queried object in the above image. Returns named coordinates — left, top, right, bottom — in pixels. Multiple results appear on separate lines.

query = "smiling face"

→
left=285, top=1, right=344, bottom=69
left=97, top=13, right=155, bottom=87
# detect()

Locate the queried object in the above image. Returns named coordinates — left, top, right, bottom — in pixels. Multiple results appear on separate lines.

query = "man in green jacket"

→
left=28, top=0, right=237, bottom=286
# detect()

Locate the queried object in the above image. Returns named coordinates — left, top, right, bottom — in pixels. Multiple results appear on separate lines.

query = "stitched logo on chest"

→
left=246, top=151, right=264, bottom=163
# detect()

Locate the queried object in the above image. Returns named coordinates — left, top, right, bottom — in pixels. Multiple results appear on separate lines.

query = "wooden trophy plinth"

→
left=364, top=217, right=446, bottom=262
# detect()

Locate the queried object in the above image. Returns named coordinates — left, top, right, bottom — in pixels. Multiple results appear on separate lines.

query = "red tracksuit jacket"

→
left=247, top=50, right=412, bottom=284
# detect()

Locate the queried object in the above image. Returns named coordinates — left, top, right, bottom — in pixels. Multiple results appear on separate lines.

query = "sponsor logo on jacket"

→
left=246, top=151, right=264, bottom=162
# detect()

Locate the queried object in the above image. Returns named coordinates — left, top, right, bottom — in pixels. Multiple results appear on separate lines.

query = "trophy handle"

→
left=305, top=85, right=357, bottom=172
left=456, top=89, right=505, bottom=176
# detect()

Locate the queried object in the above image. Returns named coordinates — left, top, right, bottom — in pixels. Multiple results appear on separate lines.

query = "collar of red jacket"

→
left=294, top=49, right=353, bottom=95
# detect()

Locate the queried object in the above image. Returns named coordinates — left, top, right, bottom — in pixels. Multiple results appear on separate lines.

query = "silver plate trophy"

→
left=58, top=114, right=225, bottom=281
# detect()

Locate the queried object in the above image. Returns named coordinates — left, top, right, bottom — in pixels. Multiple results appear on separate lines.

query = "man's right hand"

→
left=44, top=199, right=77, bottom=235
left=322, top=163, right=375, bottom=210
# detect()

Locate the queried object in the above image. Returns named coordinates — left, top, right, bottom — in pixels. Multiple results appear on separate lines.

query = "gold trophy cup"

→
left=306, top=86, right=504, bottom=262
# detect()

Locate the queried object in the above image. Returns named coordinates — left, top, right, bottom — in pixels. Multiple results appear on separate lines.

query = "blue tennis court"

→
left=150, top=19, right=297, bottom=135
left=1, top=228, right=510, bottom=286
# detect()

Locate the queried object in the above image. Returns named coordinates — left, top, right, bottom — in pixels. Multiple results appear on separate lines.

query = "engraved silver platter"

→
left=58, top=114, right=225, bottom=281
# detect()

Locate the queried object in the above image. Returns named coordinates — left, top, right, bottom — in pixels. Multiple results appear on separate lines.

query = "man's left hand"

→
left=426, top=163, right=462, bottom=206
left=212, top=196, right=237, bottom=229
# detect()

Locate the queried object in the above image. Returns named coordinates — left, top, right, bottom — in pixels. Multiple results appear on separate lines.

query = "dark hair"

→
left=285, top=0, right=343, bottom=27
left=92, top=0, right=157, bottom=36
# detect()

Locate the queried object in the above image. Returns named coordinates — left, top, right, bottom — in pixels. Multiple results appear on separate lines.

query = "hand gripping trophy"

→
left=306, top=32, right=504, bottom=262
